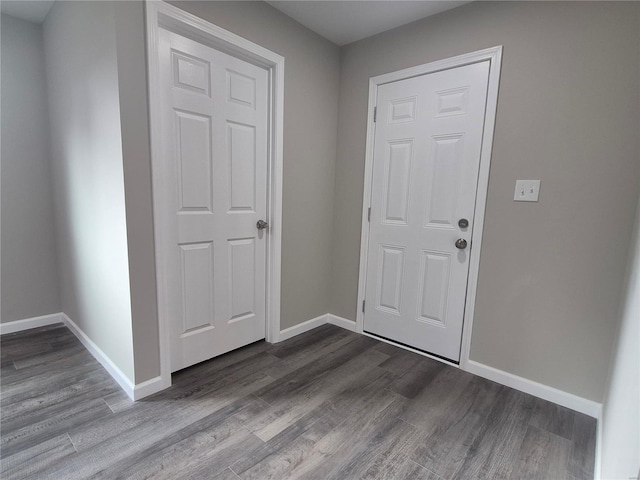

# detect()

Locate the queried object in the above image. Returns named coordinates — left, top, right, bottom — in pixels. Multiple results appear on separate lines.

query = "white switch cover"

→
left=514, top=180, right=541, bottom=202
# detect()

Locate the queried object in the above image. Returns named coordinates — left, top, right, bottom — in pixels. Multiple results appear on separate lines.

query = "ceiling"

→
left=0, top=0, right=469, bottom=45
left=0, top=0, right=54, bottom=23
left=266, top=1, right=471, bottom=46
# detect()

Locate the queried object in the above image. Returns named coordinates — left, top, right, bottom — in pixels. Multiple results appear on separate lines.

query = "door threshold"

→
left=363, top=331, right=460, bottom=367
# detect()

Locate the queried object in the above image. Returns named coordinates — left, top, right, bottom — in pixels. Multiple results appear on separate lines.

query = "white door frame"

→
left=356, top=46, right=503, bottom=370
left=146, top=0, right=284, bottom=388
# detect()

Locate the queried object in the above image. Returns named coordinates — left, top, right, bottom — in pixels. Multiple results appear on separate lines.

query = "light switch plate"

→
left=514, top=180, right=541, bottom=202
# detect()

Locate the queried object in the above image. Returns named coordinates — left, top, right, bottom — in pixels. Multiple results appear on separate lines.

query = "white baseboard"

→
left=61, top=314, right=136, bottom=400
left=464, top=359, right=602, bottom=418
left=5, top=311, right=602, bottom=417
left=0, top=312, right=65, bottom=334
left=62, top=314, right=171, bottom=401
left=327, top=314, right=356, bottom=332
left=132, top=375, right=170, bottom=400
left=278, top=313, right=358, bottom=342
left=2, top=312, right=169, bottom=401
left=278, top=314, right=328, bottom=342
left=594, top=410, right=603, bottom=479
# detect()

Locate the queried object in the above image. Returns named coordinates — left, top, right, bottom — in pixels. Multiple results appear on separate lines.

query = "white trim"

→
left=355, top=46, right=503, bottom=371
left=327, top=314, right=356, bottom=332
left=465, top=360, right=602, bottom=418
left=3, top=310, right=606, bottom=416
left=145, top=1, right=285, bottom=386
left=594, top=410, right=603, bottom=480
left=133, top=375, right=169, bottom=400
left=458, top=47, right=503, bottom=370
left=61, top=314, right=136, bottom=400
left=4, top=312, right=170, bottom=401
left=278, top=314, right=328, bottom=342
left=63, top=315, right=167, bottom=400
left=278, top=314, right=356, bottom=342
left=0, top=312, right=64, bottom=335
left=355, top=71, right=379, bottom=336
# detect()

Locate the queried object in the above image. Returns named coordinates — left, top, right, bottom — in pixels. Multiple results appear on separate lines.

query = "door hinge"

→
left=362, top=300, right=366, bottom=313
left=373, top=107, right=377, bottom=122
left=367, top=207, right=371, bottom=222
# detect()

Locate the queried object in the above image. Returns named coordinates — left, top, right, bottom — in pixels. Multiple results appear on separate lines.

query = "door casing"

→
left=146, top=0, right=285, bottom=390
left=356, top=46, right=503, bottom=370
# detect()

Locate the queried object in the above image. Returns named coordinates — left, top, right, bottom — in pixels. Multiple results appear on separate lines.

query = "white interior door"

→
left=158, top=30, right=269, bottom=372
left=364, top=61, right=490, bottom=362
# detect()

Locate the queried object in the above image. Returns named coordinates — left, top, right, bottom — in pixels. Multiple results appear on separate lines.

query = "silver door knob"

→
left=455, top=238, right=468, bottom=249
left=256, top=220, right=269, bottom=230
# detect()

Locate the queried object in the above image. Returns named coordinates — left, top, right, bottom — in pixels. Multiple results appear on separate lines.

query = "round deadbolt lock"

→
left=455, top=238, right=468, bottom=250
left=458, top=218, right=469, bottom=228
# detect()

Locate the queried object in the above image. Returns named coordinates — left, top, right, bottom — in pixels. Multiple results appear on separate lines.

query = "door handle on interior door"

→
left=256, top=220, right=269, bottom=230
left=455, top=238, right=468, bottom=249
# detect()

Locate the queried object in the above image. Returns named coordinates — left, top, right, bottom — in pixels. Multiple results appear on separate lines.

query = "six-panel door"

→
left=364, top=62, right=490, bottom=362
left=159, top=30, right=268, bottom=372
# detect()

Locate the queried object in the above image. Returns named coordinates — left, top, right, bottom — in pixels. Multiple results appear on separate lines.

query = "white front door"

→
left=364, top=61, right=490, bottom=362
left=158, top=30, right=269, bottom=372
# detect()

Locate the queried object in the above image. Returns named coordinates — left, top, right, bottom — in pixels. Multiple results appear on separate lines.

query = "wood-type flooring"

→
left=1, top=323, right=596, bottom=479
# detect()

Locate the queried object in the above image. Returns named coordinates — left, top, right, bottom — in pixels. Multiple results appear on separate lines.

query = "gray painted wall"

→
left=600, top=189, right=640, bottom=478
left=8, top=0, right=636, bottom=405
left=43, top=1, right=135, bottom=381
left=331, top=1, right=640, bottom=402
left=1, top=14, right=61, bottom=323
left=167, top=1, right=342, bottom=329
left=14, top=0, right=340, bottom=383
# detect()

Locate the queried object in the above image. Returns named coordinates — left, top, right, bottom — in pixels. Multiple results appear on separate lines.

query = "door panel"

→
left=377, top=245, right=405, bottom=314
left=425, top=134, right=463, bottom=228
left=228, top=122, right=257, bottom=211
left=180, top=242, right=214, bottom=333
left=159, top=30, right=268, bottom=372
left=173, top=51, right=210, bottom=95
left=175, top=111, right=212, bottom=211
left=364, top=61, right=490, bottom=362
left=227, top=70, right=256, bottom=107
left=417, top=251, right=451, bottom=326
left=228, top=237, right=256, bottom=322
left=383, top=141, right=413, bottom=225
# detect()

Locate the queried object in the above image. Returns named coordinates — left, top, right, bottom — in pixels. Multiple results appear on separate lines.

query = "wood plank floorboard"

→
left=1, top=324, right=596, bottom=479
left=409, top=376, right=503, bottom=480
left=508, top=426, right=572, bottom=480
left=567, top=413, right=597, bottom=480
